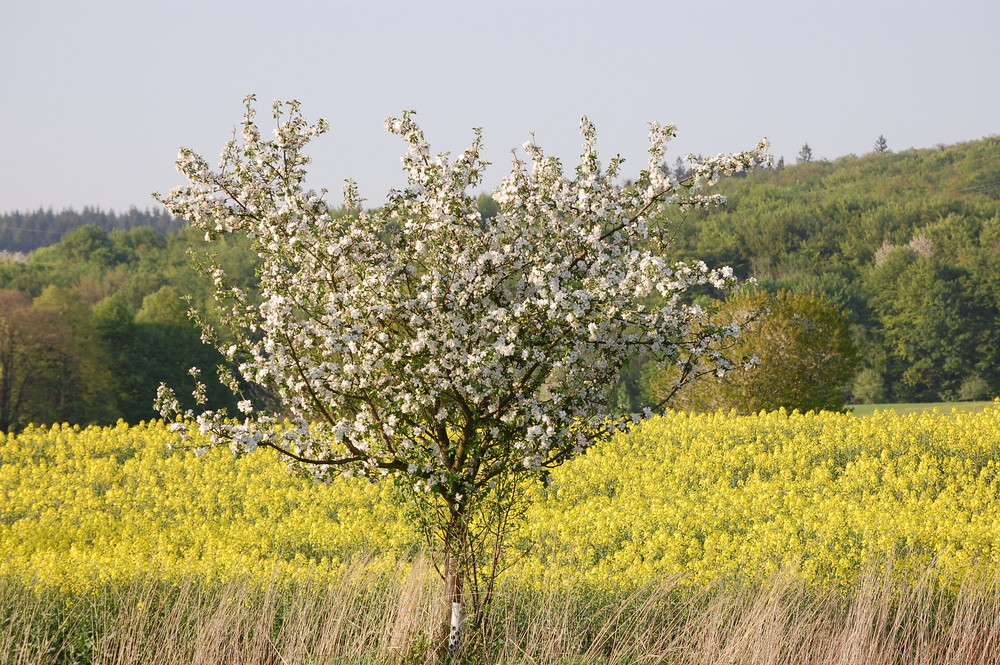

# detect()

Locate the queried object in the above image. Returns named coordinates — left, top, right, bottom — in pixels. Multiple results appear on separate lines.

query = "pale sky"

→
left=1, top=0, right=998, bottom=214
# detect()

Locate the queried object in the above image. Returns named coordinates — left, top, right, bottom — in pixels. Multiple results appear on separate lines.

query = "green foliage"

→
left=93, top=292, right=237, bottom=423
left=135, top=285, right=188, bottom=327
left=851, top=367, right=885, bottom=405
left=476, top=192, right=500, bottom=221
left=797, top=143, right=813, bottom=163
left=649, top=289, right=860, bottom=414
left=31, top=285, right=119, bottom=424
left=0, top=289, right=86, bottom=431
left=0, top=137, right=996, bottom=424
left=0, top=206, right=182, bottom=253
left=0, top=223, right=251, bottom=427
left=664, top=136, right=1000, bottom=403
left=865, top=252, right=1000, bottom=401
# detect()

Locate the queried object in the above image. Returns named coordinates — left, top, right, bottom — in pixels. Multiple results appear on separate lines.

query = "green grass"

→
left=848, top=400, right=997, bottom=417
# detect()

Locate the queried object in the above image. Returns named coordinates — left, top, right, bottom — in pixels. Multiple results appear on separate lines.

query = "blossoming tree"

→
left=155, top=95, right=769, bottom=655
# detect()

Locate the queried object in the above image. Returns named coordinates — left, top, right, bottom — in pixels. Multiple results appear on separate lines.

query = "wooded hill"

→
left=662, top=136, right=1000, bottom=405
left=0, top=136, right=995, bottom=430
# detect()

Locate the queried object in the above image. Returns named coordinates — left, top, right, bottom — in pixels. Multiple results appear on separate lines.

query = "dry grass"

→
left=3, top=560, right=1000, bottom=665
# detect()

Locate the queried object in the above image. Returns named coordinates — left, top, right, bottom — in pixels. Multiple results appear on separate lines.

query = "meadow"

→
left=3, top=404, right=1000, bottom=664
left=848, top=401, right=997, bottom=417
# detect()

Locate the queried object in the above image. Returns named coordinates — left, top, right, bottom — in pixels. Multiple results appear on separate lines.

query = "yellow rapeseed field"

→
left=2, top=404, right=999, bottom=594
left=0, top=421, right=415, bottom=591
left=517, top=404, right=1000, bottom=590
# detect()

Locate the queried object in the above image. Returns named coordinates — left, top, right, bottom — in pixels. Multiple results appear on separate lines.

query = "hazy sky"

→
left=2, top=0, right=998, bottom=213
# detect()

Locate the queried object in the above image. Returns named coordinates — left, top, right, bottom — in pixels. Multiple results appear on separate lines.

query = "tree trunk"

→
left=438, top=508, right=466, bottom=660
left=447, top=573, right=464, bottom=655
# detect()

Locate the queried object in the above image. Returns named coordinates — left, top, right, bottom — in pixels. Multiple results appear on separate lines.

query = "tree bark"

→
left=438, top=508, right=466, bottom=660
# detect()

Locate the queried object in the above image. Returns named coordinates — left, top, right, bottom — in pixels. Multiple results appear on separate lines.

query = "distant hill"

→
left=668, top=136, right=1000, bottom=284
left=658, top=135, right=1000, bottom=404
left=0, top=207, right=185, bottom=253
left=3, top=137, right=999, bottom=410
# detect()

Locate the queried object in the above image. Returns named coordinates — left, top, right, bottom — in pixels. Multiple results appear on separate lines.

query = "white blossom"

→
left=155, top=94, right=768, bottom=505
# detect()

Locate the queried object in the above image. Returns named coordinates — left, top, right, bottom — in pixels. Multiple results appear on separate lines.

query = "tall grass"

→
left=3, top=558, right=999, bottom=665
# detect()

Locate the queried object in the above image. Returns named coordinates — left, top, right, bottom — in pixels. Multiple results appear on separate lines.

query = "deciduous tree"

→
left=797, top=142, right=813, bottom=163
left=31, top=285, right=117, bottom=424
left=0, top=290, right=78, bottom=431
left=155, top=96, right=768, bottom=657
left=651, top=288, right=860, bottom=413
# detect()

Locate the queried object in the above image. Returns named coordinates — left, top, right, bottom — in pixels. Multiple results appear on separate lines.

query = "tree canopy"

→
left=153, top=96, right=769, bottom=655
left=0, top=133, right=995, bottom=431
left=650, top=289, right=860, bottom=414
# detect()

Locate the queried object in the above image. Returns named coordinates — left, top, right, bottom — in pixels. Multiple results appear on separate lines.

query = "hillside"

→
left=669, top=137, right=999, bottom=284
left=0, top=137, right=996, bottom=431
left=661, top=136, right=1000, bottom=404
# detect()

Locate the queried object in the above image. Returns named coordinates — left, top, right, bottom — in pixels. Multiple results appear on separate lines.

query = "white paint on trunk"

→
left=448, top=601, right=464, bottom=653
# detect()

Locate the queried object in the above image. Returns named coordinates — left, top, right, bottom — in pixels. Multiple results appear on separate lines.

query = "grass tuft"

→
left=4, top=559, right=1000, bottom=665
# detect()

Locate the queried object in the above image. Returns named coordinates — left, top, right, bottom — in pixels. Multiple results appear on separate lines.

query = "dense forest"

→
left=0, top=225, right=253, bottom=430
left=0, top=207, right=183, bottom=255
left=0, top=136, right=996, bottom=430
left=663, top=136, right=1000, bottom=405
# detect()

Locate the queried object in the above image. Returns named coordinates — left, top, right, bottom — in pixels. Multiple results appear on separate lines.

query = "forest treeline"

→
left=0, top=225, right=252, bottom=430
left=661, top=135, right=1000, bottom=405
left=0, top=207, right=184, bottom=255
left=0, top=136, right=996, bottom=430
